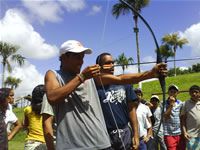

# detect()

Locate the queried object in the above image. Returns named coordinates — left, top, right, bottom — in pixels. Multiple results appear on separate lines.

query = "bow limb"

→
left=119, top=0, right=166, bottom=136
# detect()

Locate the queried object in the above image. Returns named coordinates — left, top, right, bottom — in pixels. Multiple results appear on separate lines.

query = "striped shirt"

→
left=163, top=99, right=183, bottom=136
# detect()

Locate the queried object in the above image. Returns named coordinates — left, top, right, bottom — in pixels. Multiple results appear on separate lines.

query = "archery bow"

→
left=119, top=0, right=166, bottom=138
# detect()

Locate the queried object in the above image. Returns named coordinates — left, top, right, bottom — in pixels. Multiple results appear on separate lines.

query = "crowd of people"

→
left=0, top=40, right=199, bottom=150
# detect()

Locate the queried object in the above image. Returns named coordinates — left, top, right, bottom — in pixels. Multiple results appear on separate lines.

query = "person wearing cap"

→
left=150, top=95, right=167, bottom=150
left=180, top=85, right=200, bottom=150
left=23, top=84, right=47, bottom=150
left=163, top=84, right=185, bottom=150
left=45, top=40, right=111, bottom=150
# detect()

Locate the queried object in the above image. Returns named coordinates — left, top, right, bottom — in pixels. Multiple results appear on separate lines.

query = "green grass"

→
left=8, top=72, right=200, bottom=149
left=136, top=72, right=200, bottom=101
left=8, top=108, right=26, bottom=150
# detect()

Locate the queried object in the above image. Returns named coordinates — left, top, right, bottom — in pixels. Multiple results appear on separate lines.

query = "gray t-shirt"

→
left=41, top=94, right=54, bottom=116
left=152, top=106, right=164, bottom=137
left=181, top=99, right=200, bottom=137
left=41, top=94, right=56, bottom=144
left=52, top=70, right=111, bottom=150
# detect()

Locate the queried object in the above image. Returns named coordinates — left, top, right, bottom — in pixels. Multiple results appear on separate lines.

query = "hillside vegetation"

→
left=138, top=72, right=200, bottom=101
left=9, top=73, right=200, bottom=149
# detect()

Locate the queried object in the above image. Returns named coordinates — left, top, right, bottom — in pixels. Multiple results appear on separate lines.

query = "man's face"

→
left=150, top=99, right=159, bottom=108
left=136, top=92, right=142, bottom=101
left=100, top=55, right=114, bottom=74
left=62, top=52, right=85, bottom=74
left=190, top=89, right=200, bottom=101
left=8, top=90, right=14, bottom=104
left=168, top=88, right=178, bottom=98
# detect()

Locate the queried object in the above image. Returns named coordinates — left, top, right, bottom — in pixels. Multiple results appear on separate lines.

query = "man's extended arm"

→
left=95, top=63, right=167, bottom=86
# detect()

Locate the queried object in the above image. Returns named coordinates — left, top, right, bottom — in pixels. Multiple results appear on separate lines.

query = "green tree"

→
left=162, top=33, right=188, bottom=76
left=115, top=52, right=134, bottom=74
left=4, top=76, right=22, bottom=89
left=0, top=42, right=25, bottom=87
left=156, top=44, right=174, bottom=61
left=112, top=0, right=150, bottom=73
left=192, top=63, right=200, bottom=72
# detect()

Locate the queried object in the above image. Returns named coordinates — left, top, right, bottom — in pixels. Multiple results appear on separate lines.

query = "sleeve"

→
left=7, top=111, right=18, bottom=124
left=126, top=85, right=137, bottom=102
left=146, top=106, right=152, bottom=117
left=41, top=94, right=54, bottom=116
left=145, top=117, right=152, bottom=129
left=180, top=101, right=186, bottom=116
left=24, top=107, right=28, bottom=116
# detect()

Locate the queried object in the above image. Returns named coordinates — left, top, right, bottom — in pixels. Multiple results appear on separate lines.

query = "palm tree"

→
left=162, top=33, right=188, bottom=76
left=156, top=44, right=174, bottom=62
left=0, top=42, right=25, bottom=87
left=4, top=76, right=22, bottom=89
left=115, top=52, right=134, bottom=74
left=112, top=0, right=150, bottom=73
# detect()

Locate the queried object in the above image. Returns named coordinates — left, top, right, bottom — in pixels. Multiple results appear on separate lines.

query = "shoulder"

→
left=45, top=70, right=57, bottom=78
left=24, top=106, right=32, bottom=114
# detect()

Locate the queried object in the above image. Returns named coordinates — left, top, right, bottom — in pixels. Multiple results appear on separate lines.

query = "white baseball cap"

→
left=150, top=95, right=160, bottom=101
left=59, top=40, right=92, bottom=56
left=168, top=84, right=179, bottom=91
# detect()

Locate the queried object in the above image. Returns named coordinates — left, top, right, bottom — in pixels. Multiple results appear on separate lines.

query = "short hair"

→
left=189, top=85, right=200, bottom=92
left=0, top=88, right=11, bottom=102
left=31, top=84, right=45, bottom=105
left=31, top=84, right=45, bottom=115
left=96, top=53, right=111, bottom=66
left=134, top=88, right=143, bottom=96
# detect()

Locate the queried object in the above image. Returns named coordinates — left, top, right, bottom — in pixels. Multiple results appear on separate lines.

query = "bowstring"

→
left=98, top=1, right=126, bottom=149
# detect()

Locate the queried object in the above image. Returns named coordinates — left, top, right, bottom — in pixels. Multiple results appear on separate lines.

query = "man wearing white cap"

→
left=163, top=84, right=185, bottom=150
left=45, top=40, right=111, bottom=150
left=150, top=95, right=166, bottom=150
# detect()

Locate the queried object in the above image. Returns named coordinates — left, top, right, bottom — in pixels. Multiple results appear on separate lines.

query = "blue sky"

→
left=0, top=0, right=200, bottom=97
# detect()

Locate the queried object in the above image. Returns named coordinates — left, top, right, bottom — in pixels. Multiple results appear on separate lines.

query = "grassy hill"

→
left=9, top=73, right=199, bottom=149
left=137, top=72, right=200, bottom=101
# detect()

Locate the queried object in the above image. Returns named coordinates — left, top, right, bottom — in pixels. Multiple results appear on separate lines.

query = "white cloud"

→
left=4, top=61, right=44, bottom=98
left=88, top=5, right=102, bottom=16
left=58, top=0, right=86, bottom=12
left=21, top=0, right=63, bottom=23
left=180, top=22, right=200, bottom=57
left=114, top=65, right=138, bottom=75
left=179, top=66, right=188, bottom=70
left=21, top=0, right=87, bottom=23
left=0, top=9, right=58, bottom=59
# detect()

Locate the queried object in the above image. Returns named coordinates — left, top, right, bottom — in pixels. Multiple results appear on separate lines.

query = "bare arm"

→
left=8, top=120, right=22, bottom=141
left=128, top=101, right=139, bottom=150
left=95, top=63, right=167, bottom=86
left=146, top=117, right=153, bottom=138
left=42, top=114, right=55, bottom=150
left=45, top=65, right=101, bottom=105
left=45, top=70, right=83, bottom=104
left=180, top=109, right=191, bottom=141
left=164, top=96, right=175, bottom=120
